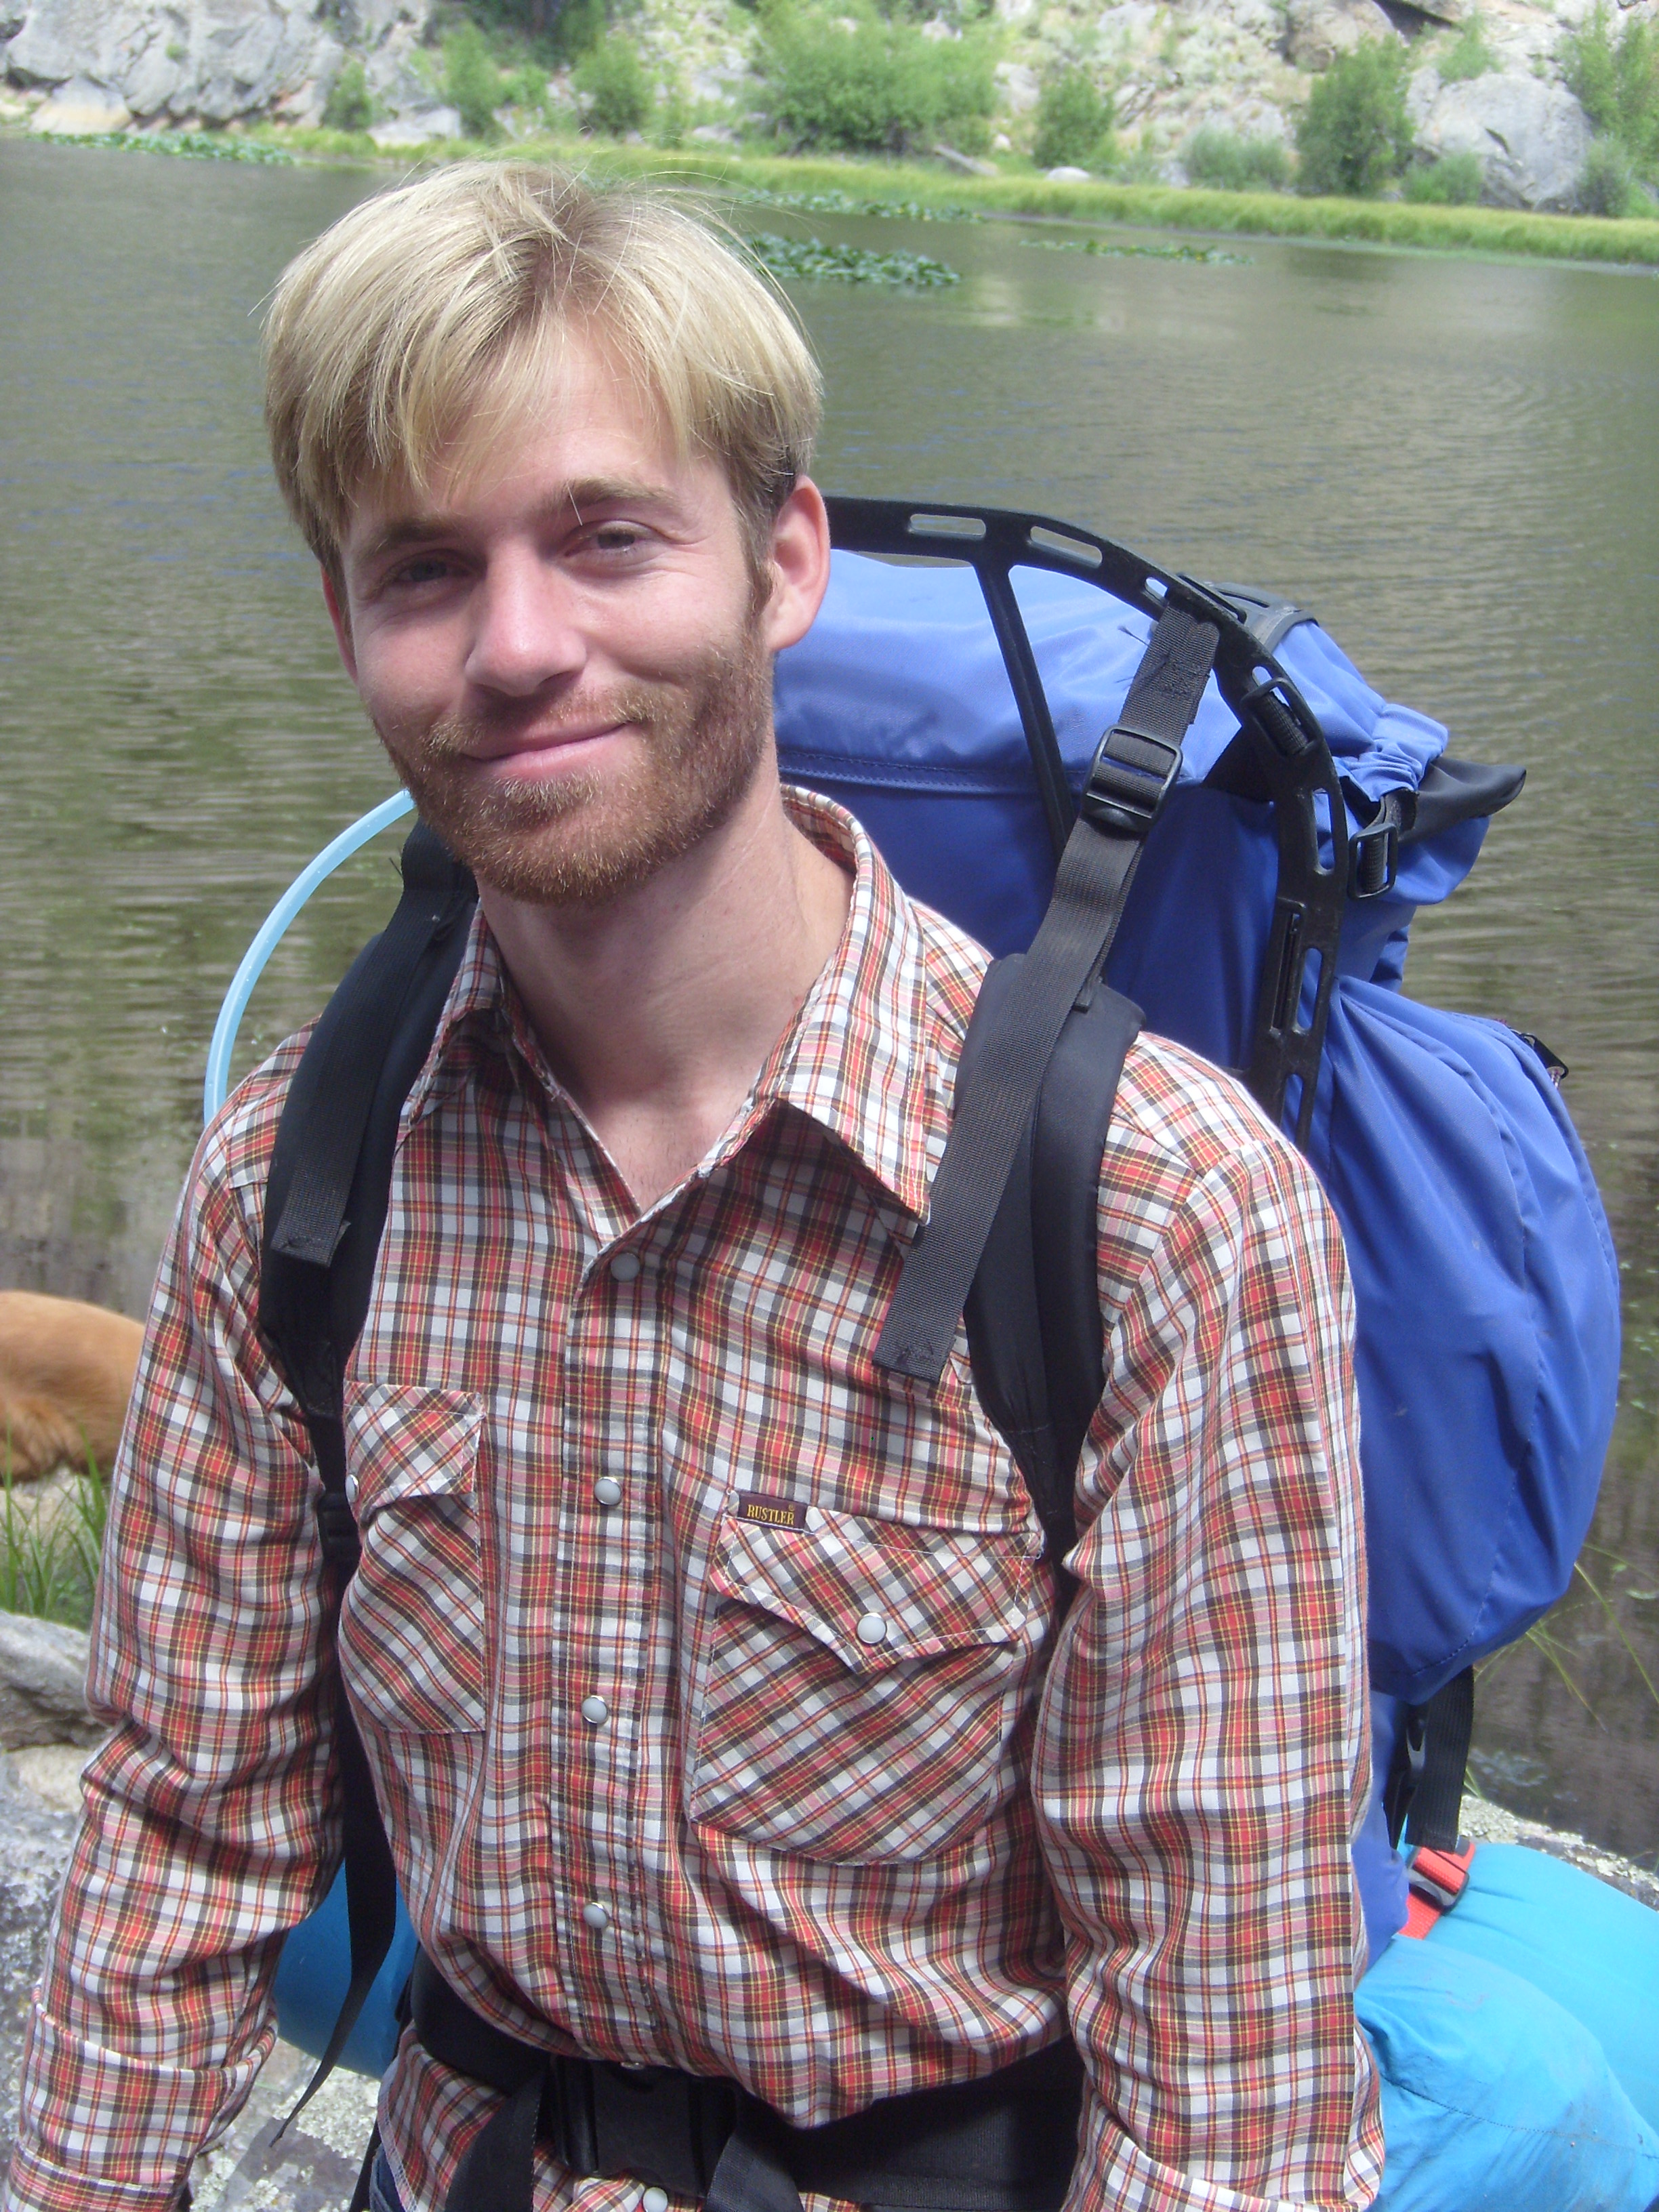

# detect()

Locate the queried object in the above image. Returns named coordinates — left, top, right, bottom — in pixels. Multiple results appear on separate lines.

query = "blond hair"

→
left=264, top=163, right=823, bottom=582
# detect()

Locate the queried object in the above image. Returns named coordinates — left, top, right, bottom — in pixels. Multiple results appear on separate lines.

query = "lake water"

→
left=1, top=138, right=1656, bottom=1861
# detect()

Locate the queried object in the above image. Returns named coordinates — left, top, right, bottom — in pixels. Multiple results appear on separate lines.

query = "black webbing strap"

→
left=1402, top=1666, right=1475, bottom=1853
left=1382, top=1665, right=1475, bottom=1853
left=415, top=1951, right=1083, bottom=2212
left=257, top=818, right=476, bottom=2131
left=960, top=960, right=1141, bottom=1568
left=874, top=606, right=1217, bottom=1391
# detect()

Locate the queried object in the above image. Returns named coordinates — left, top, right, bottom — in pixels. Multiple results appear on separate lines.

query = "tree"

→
left=1031, top=67, right=1114, bottom=171
left=574, top=33, right=653, bottom=136
left=1296, top=40, right=1412, bottom=197
left=445, top=24, right=504, bottom=139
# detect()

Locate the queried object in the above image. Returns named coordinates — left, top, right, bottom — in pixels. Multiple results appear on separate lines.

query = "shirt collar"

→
left=404, top=786, right=970, bottom=1221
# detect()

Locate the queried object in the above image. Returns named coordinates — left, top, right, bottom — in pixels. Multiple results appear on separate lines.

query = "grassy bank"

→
left=23, top=122, right=1659, bottom=268
left=255, top=127, right=1659, bottom=268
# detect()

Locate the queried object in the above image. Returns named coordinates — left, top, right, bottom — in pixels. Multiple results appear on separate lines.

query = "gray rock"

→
left=0, top=1614, right=99, bottom=1751
left=1282, top=0, right=1396, bottom=68
left=994, top=56, right=1040, bottom=113
left=368, top=101, right=457, bottom=142
left=0, top=1759, right=77, bottom=2174
left=26, top=69, right=130, bottom=126
left=4, top=0, right=352, bottom=124
left=1045, top=163, right=1093, bottom=179
left=1414, top=72, right=1595, bottom=210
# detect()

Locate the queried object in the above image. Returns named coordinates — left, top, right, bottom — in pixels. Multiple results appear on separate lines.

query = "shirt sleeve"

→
left=4, top=1086, right=340, bottom=2212
left=1031, top=1084, right=1382, bottom=2212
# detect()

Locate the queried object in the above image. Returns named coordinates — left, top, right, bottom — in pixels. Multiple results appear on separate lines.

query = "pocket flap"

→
left=344, top=1382, right=483, bottom=1520
left=708, top=1504, right=1037, bottom=1671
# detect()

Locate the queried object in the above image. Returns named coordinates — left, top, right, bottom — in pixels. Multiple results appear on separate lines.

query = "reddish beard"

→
left=377, top=622, right=775, bottom=907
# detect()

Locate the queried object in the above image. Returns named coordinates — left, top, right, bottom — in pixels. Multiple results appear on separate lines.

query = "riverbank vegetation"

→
left=16, top=121, right=1659, bottom=269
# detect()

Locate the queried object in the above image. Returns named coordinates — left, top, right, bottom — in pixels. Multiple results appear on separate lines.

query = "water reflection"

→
left=1, top=140, right=1654, bottom=1856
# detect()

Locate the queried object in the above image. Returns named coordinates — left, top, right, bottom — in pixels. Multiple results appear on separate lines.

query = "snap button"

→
left=580, top=1696, right=610, bottom=1727
left=581, top=1901, right=611, bottom=1931
left=855, top=1612, right=889, bottom=1647
left=593, top=1477, right=623, bottom=1507
left=608, top=1250, right=642, bottom=1282
left=344, top=1473, right=359, bottom=1507
left=642, top=2192, right=670, bottom=2212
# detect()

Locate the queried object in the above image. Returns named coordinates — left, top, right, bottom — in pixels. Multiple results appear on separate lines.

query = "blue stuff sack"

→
left=1421, top=1843, right=1659, bottom=2134
left=272, top=1866, right=418, bottom=2076
left=1359, top=1934, right=1659, bottom=2212
left=775, top=548, right=1620, bottom=1729
left=1359, top=1842, right=1659, bottom=2212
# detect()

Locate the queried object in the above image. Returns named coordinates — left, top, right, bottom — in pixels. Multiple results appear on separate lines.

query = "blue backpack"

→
left=767, top=527, right=1621, bottom=1952
left=211, top=498, right=1619, bottom=2108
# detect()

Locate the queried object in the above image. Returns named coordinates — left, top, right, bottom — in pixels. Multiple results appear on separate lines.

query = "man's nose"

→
left=464, top=552, right=586, bottom=697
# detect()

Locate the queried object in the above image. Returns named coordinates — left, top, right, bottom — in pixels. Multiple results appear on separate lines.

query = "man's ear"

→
left=760, top=478, right=832, bottom=655
left=322, top=565, right=359, bottom=683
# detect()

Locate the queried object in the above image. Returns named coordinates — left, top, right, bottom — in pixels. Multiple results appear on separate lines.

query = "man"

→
left=7, top=165, right=1380, bottom=2212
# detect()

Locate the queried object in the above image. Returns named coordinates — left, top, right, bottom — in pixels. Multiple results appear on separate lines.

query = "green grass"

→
left=18, top=124, right=1659, bottom=268
left=0, top=1460, right=108, bottom=1632
left=435, top=140, right=1659, bottom=268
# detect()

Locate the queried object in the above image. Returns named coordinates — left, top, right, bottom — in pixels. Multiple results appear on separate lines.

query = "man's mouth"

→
left=458, top=718, right=637, bottom=781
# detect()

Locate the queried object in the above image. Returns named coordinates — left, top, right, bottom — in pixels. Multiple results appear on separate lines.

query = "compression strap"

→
left=874, top=605, right=1217, bottom=1391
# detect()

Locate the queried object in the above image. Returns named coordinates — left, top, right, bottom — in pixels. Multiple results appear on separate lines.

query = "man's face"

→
left=329, top=338, right=803, bottom=906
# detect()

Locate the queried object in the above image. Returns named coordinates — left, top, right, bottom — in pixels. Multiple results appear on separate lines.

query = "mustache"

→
left=415, top=686, right=672, bottom=762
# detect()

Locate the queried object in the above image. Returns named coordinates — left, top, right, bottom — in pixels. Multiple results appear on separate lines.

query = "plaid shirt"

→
left=8, top=792, right=1381, bottom=2212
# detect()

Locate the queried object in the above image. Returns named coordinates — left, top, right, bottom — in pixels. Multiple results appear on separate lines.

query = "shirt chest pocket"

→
left=337, top=1382, right=488, bottom=1737
left=686, top=1506, right=1043, bottom=1864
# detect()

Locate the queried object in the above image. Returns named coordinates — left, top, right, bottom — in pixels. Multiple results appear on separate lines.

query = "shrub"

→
left=1183, top=125, right=1291, bottom=190
left=445, top=24, right=504, bottom=138
left=756, top=5, right=995, bottom=155
left=551, top=0, right=607, bottom=60
left=1401, top=148, right=1483, bottom=201
left=1560, top=2, right=1659, bottom=178
left=501, top=60, right=552, bottom=115
left=575, top=32, right=652, bottom=136
left=1578, top=134, right=1639, bottom=215
left=322, top=57, right=373, bottom=131
left=653, top=76, right=691, bottom=146
left=1031, top=66, right=1114, bottom=172
left=1436, top=14, right=1498, bottom=84
left=1296, top=40, right=1412, bottom=197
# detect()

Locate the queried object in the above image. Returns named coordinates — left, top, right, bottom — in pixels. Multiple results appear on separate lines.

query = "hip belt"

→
left=410, top=1950, right=1084, bottom=2212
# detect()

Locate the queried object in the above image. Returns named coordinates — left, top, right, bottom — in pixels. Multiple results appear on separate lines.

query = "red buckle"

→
left=1400, top=1840, right=1476, bottom=1940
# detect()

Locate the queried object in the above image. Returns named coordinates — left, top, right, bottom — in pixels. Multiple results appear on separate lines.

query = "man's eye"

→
left=587, top=526, right=645, bottom=554
left=388, top=554, right=455, bottom=587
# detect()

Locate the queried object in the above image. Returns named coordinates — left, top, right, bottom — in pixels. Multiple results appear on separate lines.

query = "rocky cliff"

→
left=0, top=0, right=1648, bottom=209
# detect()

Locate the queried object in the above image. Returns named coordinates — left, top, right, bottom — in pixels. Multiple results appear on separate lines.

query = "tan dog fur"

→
left=0, top=1292, right=144, bottom=1481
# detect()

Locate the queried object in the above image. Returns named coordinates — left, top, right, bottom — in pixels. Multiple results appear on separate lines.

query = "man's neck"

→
left=478, top=768, right=852, bottom=1216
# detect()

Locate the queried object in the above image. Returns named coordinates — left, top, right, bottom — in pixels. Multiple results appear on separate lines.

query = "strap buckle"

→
left=1080, top=726, right=1181, bottom=839
left=1407, top=1839, right=1475, bottom=1915
left=313, top=1488, right=362, bottom=1574
left=1347, top=790, right=1404, bottom=901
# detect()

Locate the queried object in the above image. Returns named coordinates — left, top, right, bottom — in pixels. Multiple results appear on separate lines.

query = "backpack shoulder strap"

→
left=874, top=603, right=1217, bottom=1394
left=961, top=962, right=1140, bottom=1568
left=258, top=817, right=476, bottom=2112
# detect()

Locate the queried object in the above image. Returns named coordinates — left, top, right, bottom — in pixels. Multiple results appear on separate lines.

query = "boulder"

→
left=369, top=102, right=457, bottom=142
left=0, top=1614, right=100, bottom=1752
left=0, top=1759, right=77, bottom=2172
left=27, top=70, right=129, bottom=125
left=3, top=0, right=427, bottom=125
left=994, top=56, right=1039, bottom=112
left=1414, top=72, right=1595, bottom=209
left=1282, top=0, right=1396, bottom=68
